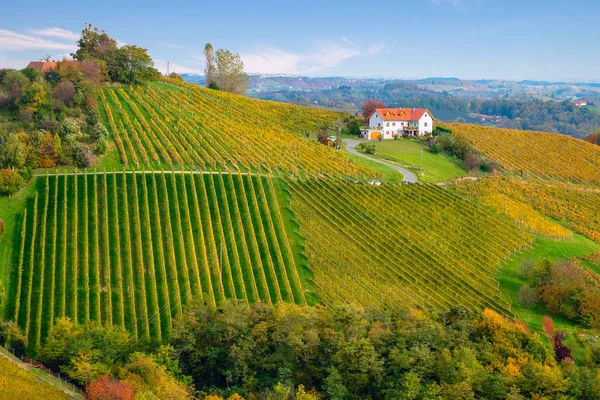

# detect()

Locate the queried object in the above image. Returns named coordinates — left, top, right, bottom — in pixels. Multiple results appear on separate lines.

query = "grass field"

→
left=11, top=171, right=308, bottom=351
left=287, top=178, right=533, bottom=313
left=359, top=139, right=467, bottom=183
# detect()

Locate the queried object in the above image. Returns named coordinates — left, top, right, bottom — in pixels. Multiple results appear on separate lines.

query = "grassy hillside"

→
left=99, top=80, right=373, bottom=177
left=10, top=171, right=308, bottom=351
left=0, top=353, right=71, bottom=399
left=439, top=123, right=600, bottom=183
left=286, top=178, right=533, bottom=314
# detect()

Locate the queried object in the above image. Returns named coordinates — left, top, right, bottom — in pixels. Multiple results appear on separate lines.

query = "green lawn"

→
left=497, top=233, right=600, bottom=361
left=368, top=139, right=467, bottom=183
left=342, top=152, right=405, bottom=184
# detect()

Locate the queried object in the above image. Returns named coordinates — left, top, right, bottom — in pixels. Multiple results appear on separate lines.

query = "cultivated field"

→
left=99, top=81, right=372, bottom=177
left=440, top=123, right=600, bottom=183
left=286, top=178, right=533, bottom=313
left=12, top=171, right=306, bottom=351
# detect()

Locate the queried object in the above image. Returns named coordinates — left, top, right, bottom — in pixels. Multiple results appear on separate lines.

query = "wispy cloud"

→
left=241, top=37, right=376, bottom=75
left=0, top=29, right=77, bottom=51
left=154, top=60, right=202, bottom=75
left=367, top=44, right=386, bottom=56
left=29, top=27, right=79, bottom=41
left=430, top=0, right=477, bottom=10
left=159, top=42, right=194, bottom=50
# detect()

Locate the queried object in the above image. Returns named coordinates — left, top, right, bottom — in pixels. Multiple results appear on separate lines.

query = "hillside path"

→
left=343, top=139, right=418, bottom=183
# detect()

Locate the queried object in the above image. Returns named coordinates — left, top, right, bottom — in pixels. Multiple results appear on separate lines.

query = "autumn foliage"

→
left=88, top=375, right=134, bottom=400
left=360, top=99, right=386, bottom=120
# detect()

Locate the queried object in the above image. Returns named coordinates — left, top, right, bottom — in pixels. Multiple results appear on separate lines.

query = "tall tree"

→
left=72, top=22, right=118, bottom=62
left=214, top=49, right=249, bottom=95
left=360, top=99, right=386, bottom=120
left=204, top=43, right=217, bottom=89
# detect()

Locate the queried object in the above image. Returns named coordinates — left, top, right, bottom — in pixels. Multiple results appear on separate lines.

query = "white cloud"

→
left=159, top=42, right=193, bottom=50
left=29, top=27, right=79, bottom=41
left=154, top=60, right=202, bottom=75
left=430, top=0, right=477, bottom=10
left=0, top=29, right=77, bottom=51
left=241, top=38, right=362, bottom=75
left=367, top=44, right=386, bottom=56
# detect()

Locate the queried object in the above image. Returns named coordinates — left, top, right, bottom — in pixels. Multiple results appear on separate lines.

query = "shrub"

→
left=73, top=143, right=96, bottom=168
left=0, top=321, right=26, bottom=357
left=463, top=151, right=481, bottom=172
left=0, top=168, right=25, bottom=196
left=480, top=157, right=501, bottom=173
left=89, top=122, right=108, bottom=141
left=552, top=331, right=572, bottom=362
left=60, top=117, right=81, bottom=144
left=518, top=285, right=538, bottom=307
left=88, top=375, right=134, bottom=400
left=364, top=144, right=376, bottom=154
left=53, top=80, right=76, bottom=104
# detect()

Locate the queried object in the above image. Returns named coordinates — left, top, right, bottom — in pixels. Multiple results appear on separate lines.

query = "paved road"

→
left=343, top=139, right=419, bottom=183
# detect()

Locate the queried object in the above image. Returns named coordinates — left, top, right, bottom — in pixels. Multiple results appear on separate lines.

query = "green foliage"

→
left=89, top=122, right=108, bottom=141
left=0, top=168, right=25, bottom=196
left=169, top=301, right=595, bottom=399
left=203, top=45, right=249, bottom=95
left=111, top=45, right=161, bottom=84
left=0, top=134, right=26, bottom=168
left=59, top=117, right=81, bottom=144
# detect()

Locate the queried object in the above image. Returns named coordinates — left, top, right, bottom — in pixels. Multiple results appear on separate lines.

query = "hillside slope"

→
left=439, top=123, right=600, bottom=183
left=287, top=178, right=533, bottom=314
left=11, top=171, right=308, bottom=351
left=99, top=80, right=372, bottom=177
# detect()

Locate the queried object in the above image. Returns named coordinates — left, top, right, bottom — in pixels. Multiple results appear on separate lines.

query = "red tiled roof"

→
left=369, top=108, right=433, bottom=121
left=26, top=61, right=58, bottom=73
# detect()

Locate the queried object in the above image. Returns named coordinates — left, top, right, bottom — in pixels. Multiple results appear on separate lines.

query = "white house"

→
left=361, top=108, right=434, bottom=140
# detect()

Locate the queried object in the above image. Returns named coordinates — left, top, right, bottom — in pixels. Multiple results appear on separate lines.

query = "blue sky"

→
left=1, top=0, right=600, bottom=81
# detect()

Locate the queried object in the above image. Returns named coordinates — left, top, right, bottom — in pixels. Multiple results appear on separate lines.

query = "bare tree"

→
left=40, top=54, right=52, bottom=62
left=361, top=99, right=386, bottom=120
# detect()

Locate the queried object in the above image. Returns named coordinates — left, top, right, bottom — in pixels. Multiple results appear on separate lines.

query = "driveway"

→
left=343, top=139, right=419, bottom=183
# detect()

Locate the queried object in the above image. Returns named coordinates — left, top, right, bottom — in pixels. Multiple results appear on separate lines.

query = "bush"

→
left=89, top=122, right=108, bottom=141
left=480, top=157, right=501, bottom=173
left=518, top=285, right=538, bottom=307
left=0, top=168, right=25, bottom=196
left=88, top=375, right=134, bottom=400
left=463, top=151, right=481, bottom=172
left=0, top=321, right=26, bottom=357
left=53, top=80, right=76, bottom=104
left=60, top=117, right=81, bottom=144
left=73, top=143, right=96, bottom=168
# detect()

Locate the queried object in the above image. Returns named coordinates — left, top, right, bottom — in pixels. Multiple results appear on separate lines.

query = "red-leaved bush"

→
left=87, top=375, right=134, bottom=400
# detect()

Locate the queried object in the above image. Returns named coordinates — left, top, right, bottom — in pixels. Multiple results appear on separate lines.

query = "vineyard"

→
left=452, top=178, right=573, bottom=240
left=439, top=123, right=600, bottom=183
left=452, top=177, right=600, bottom=244
left=98, top=80, right=372, bottom=177
left=12, top=171, right=307, bottom=351
left=286, top=178, right=534, bottom=313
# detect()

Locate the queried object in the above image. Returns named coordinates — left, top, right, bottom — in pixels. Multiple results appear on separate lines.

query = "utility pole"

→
left=166, top=61, right=170, bottom=77
left=420, top=147, right=423, bottom=176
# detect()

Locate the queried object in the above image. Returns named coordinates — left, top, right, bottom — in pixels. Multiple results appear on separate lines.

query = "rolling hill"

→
left=440, top=123, right=600, bottom=183
left=99, top=80, right=372, bottom=177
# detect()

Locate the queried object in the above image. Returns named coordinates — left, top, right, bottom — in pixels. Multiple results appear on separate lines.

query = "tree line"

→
left=2, top=301, right=600, bottom=399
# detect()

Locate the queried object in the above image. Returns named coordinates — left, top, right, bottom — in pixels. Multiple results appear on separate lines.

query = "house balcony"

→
left=403, top=125, right=419, bottom=131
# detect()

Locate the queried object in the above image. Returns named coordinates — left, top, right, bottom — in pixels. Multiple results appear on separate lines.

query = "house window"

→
left=386, top=123, right=389, bottom=127
left=401, top=122, right=404, bottom=126
left=392, top=123, right=396, bottom=127
left=424, top=122, right=428, bottom=127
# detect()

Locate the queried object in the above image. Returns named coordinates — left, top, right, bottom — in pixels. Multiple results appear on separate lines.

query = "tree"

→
left=346, top=118, right=361, bottom=136
left=40, top=54, right=52, bottom=62
left=18, top=80, right=51, bottom=116
left=88, top=376, right=134, bottom=400
left=360, top=99, right=386, bottom=120
left=204, top=43, right=217, bottom=88
left=72, top=22, right=118, bottom=62
left=463, top=151, right=481, bottom=172
left=211, top=48, right=249, bottom=94
left=53, top=80, right=76, bottom=104
left=168, top=72, right=183, bottom=81
left=0, top=168, right=25, bottom=196
left=111, top=45, right=161, bottom=84
left=0, top=134, right=26, bottom=168
left=38, top=132, right=58, bottom=168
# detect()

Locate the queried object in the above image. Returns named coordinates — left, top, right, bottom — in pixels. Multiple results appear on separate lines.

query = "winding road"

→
left=343, top=139, right=419, bottom=183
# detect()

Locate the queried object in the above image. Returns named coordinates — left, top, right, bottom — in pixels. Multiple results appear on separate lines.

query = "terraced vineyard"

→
left=439, top=123, right=600, bottom=183
left=287, top=178, right=534, bottom=313
left=12, top=171, right=306, bottom=351
left=99, top=81, right=372, bottom=177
